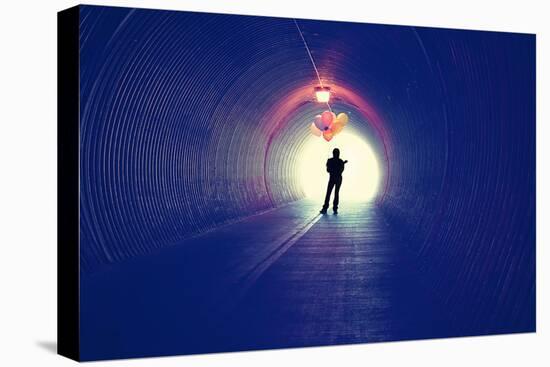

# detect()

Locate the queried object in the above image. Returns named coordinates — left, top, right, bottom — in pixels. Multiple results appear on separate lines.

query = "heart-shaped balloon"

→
left=331, top=121, right=344, bottom=135
left=323, top=128, right=334, bottom=142
left=321, top=111, right=335, bottom=129
left=310, top=122, right=322, bottom=137
left=313, top=115, right=325, bottom=131
left=336, top=112, right=349, bottom=125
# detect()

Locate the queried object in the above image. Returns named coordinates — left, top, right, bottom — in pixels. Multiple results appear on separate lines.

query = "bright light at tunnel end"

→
left=298, top=131, right=381, bottom=203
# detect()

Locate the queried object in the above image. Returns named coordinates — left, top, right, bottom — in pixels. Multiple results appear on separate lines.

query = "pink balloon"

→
left=313, top=115, right=325, bottom=131
left=321, top=111, right=334, bottom=129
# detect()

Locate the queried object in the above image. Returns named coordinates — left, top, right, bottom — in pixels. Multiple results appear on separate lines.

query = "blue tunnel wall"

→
left=78, top=6, right=535, bottom=334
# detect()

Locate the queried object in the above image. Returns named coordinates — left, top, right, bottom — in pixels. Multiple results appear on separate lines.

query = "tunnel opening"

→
left=297, top=130, right=381, bottom=202
left=263, top=95, right=389, bottom=207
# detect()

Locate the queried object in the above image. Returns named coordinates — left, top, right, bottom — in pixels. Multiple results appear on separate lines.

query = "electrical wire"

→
left=293, top=19, right=332, bottom=112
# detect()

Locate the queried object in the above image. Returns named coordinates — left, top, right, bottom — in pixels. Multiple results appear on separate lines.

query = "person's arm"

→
left=326, top=159, right=331, bottom=173
left=339, top=160, right=347, bottom=174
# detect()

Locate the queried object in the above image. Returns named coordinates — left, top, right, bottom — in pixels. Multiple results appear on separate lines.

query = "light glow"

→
left=314, top=86, right=331, bottom=103
left=298, top=131, right=381, bottom=202
left=315, top=90, right=331, bottom=103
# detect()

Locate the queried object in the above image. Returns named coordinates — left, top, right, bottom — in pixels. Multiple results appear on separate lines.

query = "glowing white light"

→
left=315, top=90, right=331, bottom=103
left=297, top=131, right=381, bottom=202
left=314, top=86, right=331, bottom=103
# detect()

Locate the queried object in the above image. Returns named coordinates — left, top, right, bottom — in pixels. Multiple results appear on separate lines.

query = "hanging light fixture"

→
left=314, top=86, right=331, bottom=103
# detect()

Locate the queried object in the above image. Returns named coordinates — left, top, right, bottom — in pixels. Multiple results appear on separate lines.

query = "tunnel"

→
left=77, top=6, right=535, bottom=358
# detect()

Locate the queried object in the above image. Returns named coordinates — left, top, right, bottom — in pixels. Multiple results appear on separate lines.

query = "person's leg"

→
left=322, top=178, right=335, bottom=212
left=333, top=176, right=342, bottom=212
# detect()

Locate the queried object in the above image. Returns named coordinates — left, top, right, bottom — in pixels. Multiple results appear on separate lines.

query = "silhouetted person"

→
left=320, top=148, right=348, bottom=215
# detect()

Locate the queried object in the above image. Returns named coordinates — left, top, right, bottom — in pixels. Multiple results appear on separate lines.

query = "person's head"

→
left=332, top=148, right=340, bottom=158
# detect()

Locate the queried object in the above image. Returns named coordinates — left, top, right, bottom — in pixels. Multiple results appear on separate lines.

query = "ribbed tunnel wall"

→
left=78, top=7, right=391, bottom=272
left=378, top=29, right=536, bottom=333
left=78, top=6, right=535, bottom=333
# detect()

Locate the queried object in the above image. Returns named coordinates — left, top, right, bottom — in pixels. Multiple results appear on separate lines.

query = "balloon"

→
left=331, top=121, right=344, bottom=135
left=313, top=115, right=325, bottom=131
left=323, top=128, right=334, bottom=142
left=336, top=112, right=349, bottom=125
left=310, top=122, right=322, bottom=137
left=321, top=111, right=335, bottom=129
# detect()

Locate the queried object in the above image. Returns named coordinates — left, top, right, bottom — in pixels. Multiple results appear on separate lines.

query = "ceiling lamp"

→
left=314, top=86, right=331, bottom=103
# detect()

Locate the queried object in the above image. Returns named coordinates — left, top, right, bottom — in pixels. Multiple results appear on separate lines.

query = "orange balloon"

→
left=331, top=121, right=344, bottom=135
left=323, top=129, right=334, bottom=142
left=336, top=112, right=349, bottom=125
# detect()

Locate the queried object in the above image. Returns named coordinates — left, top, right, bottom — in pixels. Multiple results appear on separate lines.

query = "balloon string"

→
left=293, top=19, right=332, bottom=113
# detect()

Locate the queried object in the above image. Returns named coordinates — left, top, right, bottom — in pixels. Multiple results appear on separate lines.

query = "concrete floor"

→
left=80, top=199, right=454, bottom=360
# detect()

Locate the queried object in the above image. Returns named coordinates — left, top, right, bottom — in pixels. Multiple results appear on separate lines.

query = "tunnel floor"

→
left=81, top=199, right=456, bottom=360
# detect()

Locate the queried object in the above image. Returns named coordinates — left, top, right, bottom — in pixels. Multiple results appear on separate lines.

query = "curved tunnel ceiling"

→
left=79, top=9, right=403, bottom=269
left=79, top=6, right=535, bottom=332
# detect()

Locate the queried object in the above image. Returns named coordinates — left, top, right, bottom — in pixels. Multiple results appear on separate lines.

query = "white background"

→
left=0, top=0, right=547, bottom=365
